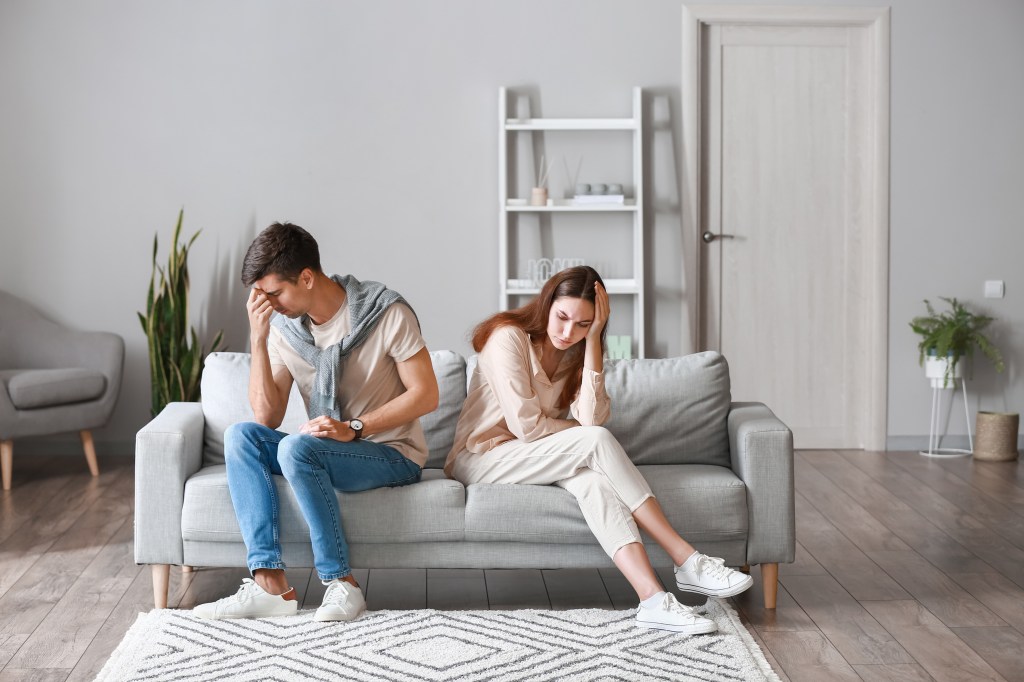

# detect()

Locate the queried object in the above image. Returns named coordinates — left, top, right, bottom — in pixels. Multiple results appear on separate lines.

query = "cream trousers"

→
left=451, top=426, right=654, bottom=557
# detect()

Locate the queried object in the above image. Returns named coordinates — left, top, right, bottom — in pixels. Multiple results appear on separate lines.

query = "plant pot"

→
left=973, top=411, right=1019, bottom=461
left=925, top=355, right=962, bottom=389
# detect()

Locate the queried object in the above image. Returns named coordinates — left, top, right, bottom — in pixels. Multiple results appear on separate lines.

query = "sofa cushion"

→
left=6, top=368, right=106, bottom=409
left=464, top=464, right=746, bottom=545
left=604, top=352, right=732, bottom=466
left=200, top=353, right=307, bottom=466
left=421, top=351, right=467, bottom=468
left=182, top=468, right=466, bottom=544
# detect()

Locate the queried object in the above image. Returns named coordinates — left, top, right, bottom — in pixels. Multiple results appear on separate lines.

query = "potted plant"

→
left=909, top=297, right=1004, bottom=388
left=138, top=209, right=225, bottom=416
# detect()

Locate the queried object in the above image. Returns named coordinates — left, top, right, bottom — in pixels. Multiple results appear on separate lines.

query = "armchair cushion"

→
left=6, top=368, right=106, bottom=409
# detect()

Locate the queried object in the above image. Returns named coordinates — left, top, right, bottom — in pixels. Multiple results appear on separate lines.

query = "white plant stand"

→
left=920, top=376, right=974, bottom=458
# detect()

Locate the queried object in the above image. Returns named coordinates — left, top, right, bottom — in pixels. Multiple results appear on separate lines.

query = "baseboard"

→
left=886, top=435, right=1024, bottom=452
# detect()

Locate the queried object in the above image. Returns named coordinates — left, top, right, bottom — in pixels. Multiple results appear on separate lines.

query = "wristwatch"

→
left=349, top=418, right=364, bottom=440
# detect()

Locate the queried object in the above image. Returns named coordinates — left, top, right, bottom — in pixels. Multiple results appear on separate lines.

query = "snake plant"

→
left=138, top=209, right=224, bottom=416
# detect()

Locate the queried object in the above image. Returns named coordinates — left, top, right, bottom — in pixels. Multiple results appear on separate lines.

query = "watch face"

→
left=350, top=419, right=363, bottom=431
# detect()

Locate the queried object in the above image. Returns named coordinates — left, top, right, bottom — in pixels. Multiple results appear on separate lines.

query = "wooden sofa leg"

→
left=1, top=440, right=12, bottom=491
left=762, top=563, right=779, bottom=609
left=181, top=565, right=193, bottom=573
left=80, top=430, right=100, bottom=477
left=152, top=564, right=170, bottom=609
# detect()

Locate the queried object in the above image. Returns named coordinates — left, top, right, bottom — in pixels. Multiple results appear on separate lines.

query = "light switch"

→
left=984, top=280, right=1005, bottom=299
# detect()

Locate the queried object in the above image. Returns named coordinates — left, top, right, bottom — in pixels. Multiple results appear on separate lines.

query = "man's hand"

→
left=300, top=416, right=355, bottom=442
left=587, top=281, right=609, bottom=342
left=248, top=287, right=274, bottom=345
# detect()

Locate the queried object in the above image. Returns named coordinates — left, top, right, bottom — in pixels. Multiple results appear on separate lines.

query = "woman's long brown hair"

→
left=472, top=266, right=606, bottom=409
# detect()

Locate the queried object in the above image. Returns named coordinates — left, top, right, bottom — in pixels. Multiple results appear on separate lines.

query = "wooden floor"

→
left=1, top=451, right=1023, bottom=681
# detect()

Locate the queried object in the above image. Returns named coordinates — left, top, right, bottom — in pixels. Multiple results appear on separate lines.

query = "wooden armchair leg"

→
left=181, top=565, right=193, bottom=573
left=80, top=430, right=100, bottom=477
left=1, top=440, right=12, bottom=491
left=761, top=562, right=779, bottom=609
left=152, top=564, right=170, bottom=609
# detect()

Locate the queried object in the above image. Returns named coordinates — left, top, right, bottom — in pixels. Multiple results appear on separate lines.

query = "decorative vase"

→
left=973, top=412, right=1020, bottom=461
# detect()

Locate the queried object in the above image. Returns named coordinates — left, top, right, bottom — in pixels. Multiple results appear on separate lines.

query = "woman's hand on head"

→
left=587, top=281, right=609, bottom=342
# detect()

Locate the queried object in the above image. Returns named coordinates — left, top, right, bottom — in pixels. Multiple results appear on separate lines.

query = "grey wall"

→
left=1, top=0, right=1021, bottom=454
left=885, top=0, right=1024, bottom=448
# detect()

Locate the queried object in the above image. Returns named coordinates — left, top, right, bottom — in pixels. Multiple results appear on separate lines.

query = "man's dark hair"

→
left=241, top=223, right=322, bottom=287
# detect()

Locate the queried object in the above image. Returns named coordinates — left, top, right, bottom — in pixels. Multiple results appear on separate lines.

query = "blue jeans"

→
left=224, top=422, right=422, bottom=581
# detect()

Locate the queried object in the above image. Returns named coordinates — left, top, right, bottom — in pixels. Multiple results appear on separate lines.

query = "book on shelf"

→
left=572, top=194, right=625, bottom=205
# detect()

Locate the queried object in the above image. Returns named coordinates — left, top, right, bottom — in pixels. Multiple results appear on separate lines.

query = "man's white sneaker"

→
left=193, top=579, right=298, bottom=619
left=314, top=580, right=366, bottom=622
left=636, top=593, right=718, bottom=634
left=675, top=553, right=753, bottom=598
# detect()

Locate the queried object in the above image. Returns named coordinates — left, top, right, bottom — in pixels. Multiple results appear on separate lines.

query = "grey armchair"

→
left=0, top=290, right=124, bottom=489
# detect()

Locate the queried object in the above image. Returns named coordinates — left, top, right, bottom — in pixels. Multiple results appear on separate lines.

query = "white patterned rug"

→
left=96, top=599, right=779, bottom=681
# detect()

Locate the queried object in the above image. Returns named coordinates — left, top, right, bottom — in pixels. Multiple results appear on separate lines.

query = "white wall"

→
left=1, top=0, right=1021, bottom=453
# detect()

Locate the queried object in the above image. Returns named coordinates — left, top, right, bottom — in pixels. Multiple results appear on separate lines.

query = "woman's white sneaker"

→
left=314, top=580, right=367, bottom=622
left=193, top=579, right=298, bottom=619
left=636, top=593, right=718, bottom=634
left=674, top=553, right=753, bottom=598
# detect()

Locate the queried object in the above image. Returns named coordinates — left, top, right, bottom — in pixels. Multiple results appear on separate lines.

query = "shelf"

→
left=506, top=279, right=640, bottom=296
left=506, top=199, right=637, bottom=212
left=505, top=118, right=638, bottom=131
left=498, top=86, right=645, bottom=357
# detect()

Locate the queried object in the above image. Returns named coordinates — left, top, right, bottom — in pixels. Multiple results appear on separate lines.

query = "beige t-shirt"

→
left=443, top=325, right=610, bottom=476
left=267, top=300, right=429, bottom=467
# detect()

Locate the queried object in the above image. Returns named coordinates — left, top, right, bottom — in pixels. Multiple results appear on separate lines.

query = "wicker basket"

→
left=973, top=412, right=1020, bottom=462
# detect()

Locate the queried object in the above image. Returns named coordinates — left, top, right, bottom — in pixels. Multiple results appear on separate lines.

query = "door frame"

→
left=681, top=5, right=891, bottom=450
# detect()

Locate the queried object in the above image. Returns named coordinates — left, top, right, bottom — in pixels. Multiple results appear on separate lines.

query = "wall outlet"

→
left=984, top=280, right=1005, bottom=299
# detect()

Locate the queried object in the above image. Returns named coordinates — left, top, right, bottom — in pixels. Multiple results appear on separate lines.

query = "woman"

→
left=444, top=266, right=752, bottom=634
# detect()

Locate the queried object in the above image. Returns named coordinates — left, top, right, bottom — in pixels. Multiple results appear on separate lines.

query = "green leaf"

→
left=909, top=297, right=1004, bottom=380
left=138, top=209, right=226, bottom=415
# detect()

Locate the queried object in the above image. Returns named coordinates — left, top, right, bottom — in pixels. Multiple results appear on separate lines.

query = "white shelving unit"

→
left=498, top=87, right=645, bottom=357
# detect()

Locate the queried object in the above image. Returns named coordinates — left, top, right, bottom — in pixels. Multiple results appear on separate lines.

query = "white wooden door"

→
left=685, top=8, right=890, bottom=449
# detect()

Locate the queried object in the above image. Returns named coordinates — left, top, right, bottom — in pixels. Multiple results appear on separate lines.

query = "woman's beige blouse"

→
left=444, top=325, right=610, bottom=475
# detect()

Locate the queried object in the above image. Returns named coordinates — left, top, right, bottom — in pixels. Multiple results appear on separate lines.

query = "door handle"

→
left=702, top=231, right=736, bottom=243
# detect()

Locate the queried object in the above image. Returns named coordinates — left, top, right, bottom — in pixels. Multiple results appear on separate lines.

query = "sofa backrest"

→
left=198, top=350, right=732, bottom=469
left=200, top=353, right=307, bottom=465
left=603, top=352, right=732, bottom=467
left=199, top=350, right=467, bottom=467
left=466, top=350, right=732, bottom=467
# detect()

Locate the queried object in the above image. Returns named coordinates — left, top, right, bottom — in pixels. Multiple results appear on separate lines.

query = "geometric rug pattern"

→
left=96, top=598, right=780, bottom=681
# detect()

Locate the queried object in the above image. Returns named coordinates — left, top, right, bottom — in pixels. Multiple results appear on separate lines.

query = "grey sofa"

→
left=135, top=350, right=794, bottom=609
left=0, top=290, right=124, bottom=490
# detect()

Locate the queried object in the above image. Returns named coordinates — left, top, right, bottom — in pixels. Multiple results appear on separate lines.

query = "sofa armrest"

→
left=134, top=402, right=205, bottom=565
left=728, top=402, right=795, bottom=565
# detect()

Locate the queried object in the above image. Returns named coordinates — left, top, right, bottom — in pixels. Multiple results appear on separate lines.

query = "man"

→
left=194, top=223, right=438, bottom=621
